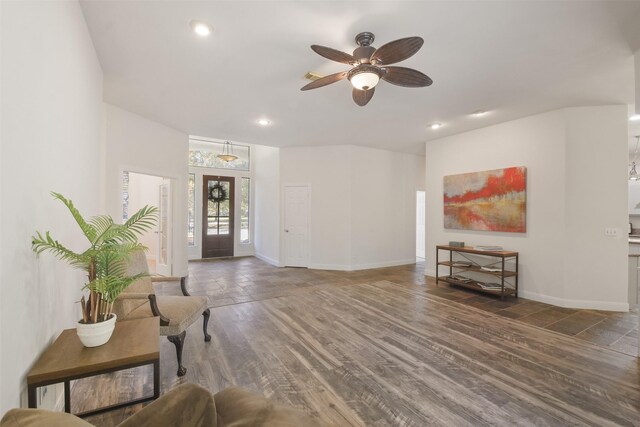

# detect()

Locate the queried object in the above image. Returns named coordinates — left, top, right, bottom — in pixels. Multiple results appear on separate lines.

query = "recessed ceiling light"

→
left=630, top=114, right=640, bottom=122
left=431, top=123, right=443, bottom=130
left=257, top=118, right=271, bottom=126
left=190, top=20, right=212, bottom=36
left=472, top=110, right=488, bottom=117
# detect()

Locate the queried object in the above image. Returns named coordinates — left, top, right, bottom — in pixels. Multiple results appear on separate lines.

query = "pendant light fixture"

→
left=217, top=141, right=238, bottom=162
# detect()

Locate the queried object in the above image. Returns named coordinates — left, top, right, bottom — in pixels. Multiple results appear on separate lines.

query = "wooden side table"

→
left=27, top=317, right=160, bottom=417
left=436, top=245, right=519, bottom=299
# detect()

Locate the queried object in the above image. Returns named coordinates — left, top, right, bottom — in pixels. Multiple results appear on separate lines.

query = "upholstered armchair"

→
left=112, top=251, right=210, bottom=376
left=0, top=383, right=325, bottom=427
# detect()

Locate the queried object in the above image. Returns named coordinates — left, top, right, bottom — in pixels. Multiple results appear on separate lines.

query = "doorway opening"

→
left=416, top=190, right=426, bottom=260
left=122, top=171, right=173, bottom=275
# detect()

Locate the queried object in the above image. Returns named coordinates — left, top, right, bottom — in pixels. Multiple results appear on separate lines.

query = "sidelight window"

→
left=187, top=174, right=195, bottom=246
left=240, top=177, right=250, bottom=244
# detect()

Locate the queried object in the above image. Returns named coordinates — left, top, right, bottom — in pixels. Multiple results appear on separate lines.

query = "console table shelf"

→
left=436, top=245, right=519, bottom=299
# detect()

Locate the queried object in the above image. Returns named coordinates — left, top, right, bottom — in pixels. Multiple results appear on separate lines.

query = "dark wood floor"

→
left=80, top=258, right=640, bottom=426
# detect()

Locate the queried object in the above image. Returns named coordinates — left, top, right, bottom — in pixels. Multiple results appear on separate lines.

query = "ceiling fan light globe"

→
left=350, top=72, right=379, bottom=90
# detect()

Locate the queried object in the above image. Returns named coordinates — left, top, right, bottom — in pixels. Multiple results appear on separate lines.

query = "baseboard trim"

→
left=234, top=251, right=255, bottom=258
left=423, top=271, right=629, bottom=312
left=255, top=253, right=281, bottom=267
left=350, top=259, right=416, bottom=271
left=518, top=290, right=629, bottom=312
left=309, top=259, right=416, bottom=272
left=307, top=263, right=349, bottom=271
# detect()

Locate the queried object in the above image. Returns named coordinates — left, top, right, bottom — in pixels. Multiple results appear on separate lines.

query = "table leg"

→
left=153, top=360, right=160, bottom=399
left=27, top=385, right=37, bottom=408
left=515, top=255, right=519, bottom=298
left=64, top=380, right=71, bottom=413
left=435, top=248, right=439, bottom=286
left=501, top=257, right=505, bottom=301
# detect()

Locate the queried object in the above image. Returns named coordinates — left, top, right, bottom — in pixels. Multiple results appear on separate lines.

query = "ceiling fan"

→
left=301, top=32, right=433, bottom=106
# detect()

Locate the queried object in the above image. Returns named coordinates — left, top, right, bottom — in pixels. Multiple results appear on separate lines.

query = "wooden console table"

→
left=436, top=245, right=519, bottom=299
left=27, top=317, right=160, bottom=417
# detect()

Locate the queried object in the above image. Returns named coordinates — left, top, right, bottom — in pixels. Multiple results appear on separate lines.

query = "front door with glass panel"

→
left=202, top=176, right=234, bottom=258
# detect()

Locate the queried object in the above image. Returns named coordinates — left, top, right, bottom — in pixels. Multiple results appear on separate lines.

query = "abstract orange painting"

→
left=443, top=166, right=526, bottom=232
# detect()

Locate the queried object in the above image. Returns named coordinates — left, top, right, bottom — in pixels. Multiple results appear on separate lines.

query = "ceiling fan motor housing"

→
left=353, top=46, right=376, bottom=63
left=355, top=32, right=375, bottom=47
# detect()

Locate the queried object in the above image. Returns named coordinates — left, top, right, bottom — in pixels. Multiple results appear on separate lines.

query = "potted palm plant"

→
left=32, top=192, right=158, bottom=347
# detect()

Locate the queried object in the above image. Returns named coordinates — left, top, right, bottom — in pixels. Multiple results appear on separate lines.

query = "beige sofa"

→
left=0, top=383, right=324, bottom=427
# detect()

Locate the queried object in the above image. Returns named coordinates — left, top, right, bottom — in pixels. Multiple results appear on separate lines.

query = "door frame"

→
left=187, top=167, right=254, bottom=260
left=201, top=175, right=235, bottom=258
left=156, top=178, right=173, bottom=276
left=120, top=165, right=178, bottom=275
left=282, top=183, right=311, bottom=268
left=416, top=190, right=426, bottom=260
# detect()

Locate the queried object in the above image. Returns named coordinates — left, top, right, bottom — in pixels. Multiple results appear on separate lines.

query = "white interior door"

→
left=283, top=185, right=309, bottom=267
left=416, top=191, right=426, bottom=259
left=156, top=179, right=172, bottom=276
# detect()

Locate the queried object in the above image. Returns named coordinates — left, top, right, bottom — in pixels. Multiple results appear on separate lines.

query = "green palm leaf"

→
left=88, top=215, right=114, bottom=243
left=124, top=205, right=159, bottom=237
left=31, top=231, right=87, bottom=270
left=51, top=192, right=97, bottom=243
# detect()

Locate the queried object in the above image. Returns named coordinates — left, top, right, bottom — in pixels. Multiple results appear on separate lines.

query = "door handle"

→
left=285, top=229, right=289, bottom=233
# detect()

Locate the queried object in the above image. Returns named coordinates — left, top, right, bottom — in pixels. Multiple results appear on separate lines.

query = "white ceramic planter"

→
left=76, top=314, right=117, bottom=347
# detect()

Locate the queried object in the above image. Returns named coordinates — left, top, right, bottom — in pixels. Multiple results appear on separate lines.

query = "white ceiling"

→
left=80, top=1, right=640, bottom=155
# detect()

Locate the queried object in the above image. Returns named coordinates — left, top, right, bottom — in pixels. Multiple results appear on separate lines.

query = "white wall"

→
left=1, top=0, right=103, bottom=412
left=350, top=146, right=423, bottom=269
left=280, top=146, right=351, bottom=269
left=104, top=104, right=189, bottom=277
left=127, top=173, right=162, bottom=262
left=253, top=145, right=281, bottom=266
left=279, top=145, right=423, bottom=271
left=563, top=106, right=628, bottom=306
left=425, top=106, right=629, bottom=311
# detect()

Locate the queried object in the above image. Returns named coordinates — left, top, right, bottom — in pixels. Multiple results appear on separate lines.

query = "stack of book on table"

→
left=476, top=281, right=514, bottom=290
left=451, top=261, right=472, bottom=267
left=448, top=275, right=472, bottom=283
left=476, top=282, right=503, bottom=290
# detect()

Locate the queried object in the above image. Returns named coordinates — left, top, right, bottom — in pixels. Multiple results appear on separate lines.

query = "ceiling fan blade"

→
left=352, top=87, right=375, bottom=106
left=371, top=37, right=424, bottom=65
left=310, top=45, right=356, bottom=65
left=382, top=67, right=433, bottom=88
left=300, top=72, right=348, bottom=91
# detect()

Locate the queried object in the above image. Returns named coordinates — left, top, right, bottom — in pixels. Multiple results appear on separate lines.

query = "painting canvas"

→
left=444, top=166, right=526, bottom=232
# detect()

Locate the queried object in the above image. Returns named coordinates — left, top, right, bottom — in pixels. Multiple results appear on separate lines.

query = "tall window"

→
left=187, top=174, right=195, bottom=246
left=122, top=171, right=130, bottom=221
left=240, top=177, right=250, bottom=244
left=189, top=140, right=250, bottom=171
